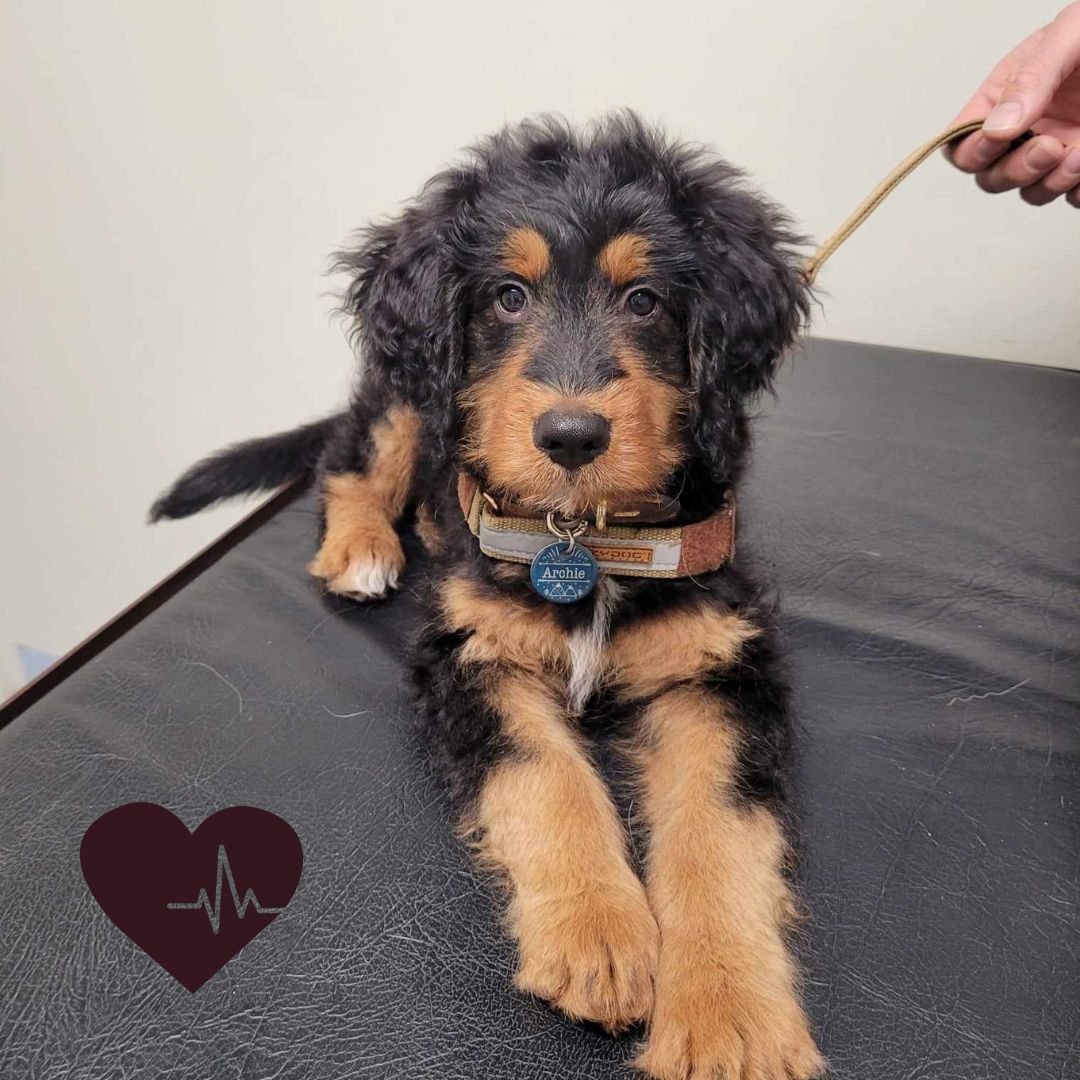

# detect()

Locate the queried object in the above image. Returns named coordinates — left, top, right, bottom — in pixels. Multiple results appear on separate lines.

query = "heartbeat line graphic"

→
left=166, top=844, right=285, bottom=935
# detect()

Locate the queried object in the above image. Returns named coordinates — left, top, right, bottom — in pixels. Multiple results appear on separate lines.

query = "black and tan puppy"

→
left=153, top=113, right=823, bottom=1079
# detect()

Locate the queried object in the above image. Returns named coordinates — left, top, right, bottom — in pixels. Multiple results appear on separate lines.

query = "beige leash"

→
left=803, top=118, right=987, bottom=285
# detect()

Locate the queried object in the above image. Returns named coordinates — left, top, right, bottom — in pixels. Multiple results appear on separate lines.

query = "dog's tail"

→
left=149, top=413, right=344, bottom=522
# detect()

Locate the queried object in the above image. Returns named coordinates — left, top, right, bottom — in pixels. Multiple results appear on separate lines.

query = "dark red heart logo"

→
left=80, top=803, right=303, bottom=991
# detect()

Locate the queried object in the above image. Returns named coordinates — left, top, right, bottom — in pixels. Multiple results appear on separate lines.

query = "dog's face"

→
left=338, top=115, right=810, bottom=513
left=460, top=224, right=688, bottom=515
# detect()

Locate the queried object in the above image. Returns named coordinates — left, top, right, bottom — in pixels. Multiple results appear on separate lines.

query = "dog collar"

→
left=456, top=473, right=735, bottom=581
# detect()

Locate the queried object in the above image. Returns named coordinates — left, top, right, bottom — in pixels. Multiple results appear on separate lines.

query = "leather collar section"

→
left=456, top=474, right=734, bottom=580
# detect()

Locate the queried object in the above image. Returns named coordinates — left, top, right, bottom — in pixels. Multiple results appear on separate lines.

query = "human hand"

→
left=948, top=3, right=1080, bottom=206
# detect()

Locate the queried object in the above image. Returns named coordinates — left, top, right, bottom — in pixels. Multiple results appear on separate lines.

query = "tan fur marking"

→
left=414, top=502, right=443, bottom=554
left=597, top=233, right=651, bottom=286
left=501, top=226, right=551, bottom=283
left=469, top=672, right=658, bottom=1032
left=308, top=405, right=420, bottom=596
left=632, top=688, right=824, bottom=1079
left=611, top=606, right=759, bottom=700
left=442, top=580, right=750, bottom=704
left=460, top=347, right=684, bottom=517
left=440, top=575, right=566, bottom=675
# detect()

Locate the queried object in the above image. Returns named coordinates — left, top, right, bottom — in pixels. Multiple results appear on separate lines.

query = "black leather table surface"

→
left=1, top=338, right=1077, bottom=1079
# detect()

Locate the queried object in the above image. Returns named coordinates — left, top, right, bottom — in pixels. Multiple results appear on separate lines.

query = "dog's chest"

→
left=565, top=577, right=621, bottom=713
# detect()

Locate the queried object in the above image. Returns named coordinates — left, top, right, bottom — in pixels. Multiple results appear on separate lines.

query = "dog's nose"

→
left=533, top=410, right=611, bottom=470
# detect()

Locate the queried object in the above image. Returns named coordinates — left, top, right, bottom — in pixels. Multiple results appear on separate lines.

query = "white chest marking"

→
left=566, top=577, right=621, bottom=714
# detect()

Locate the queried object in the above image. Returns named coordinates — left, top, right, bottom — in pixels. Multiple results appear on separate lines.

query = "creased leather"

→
left=1, top=338, right=1077, bottom=1079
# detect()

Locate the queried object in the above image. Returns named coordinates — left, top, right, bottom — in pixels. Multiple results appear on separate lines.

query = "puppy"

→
left=152, top=113, right=824, bottom=1079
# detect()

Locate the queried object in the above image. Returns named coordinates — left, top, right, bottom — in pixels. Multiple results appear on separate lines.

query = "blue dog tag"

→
left=530, top=541, right=598, bottom=603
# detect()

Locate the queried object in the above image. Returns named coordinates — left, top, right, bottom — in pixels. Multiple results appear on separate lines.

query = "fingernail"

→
left=1028, top=142, right=1062, bottom=170
left=1063, top=147, right=1080, bottom=175
left=984, top=102, right=1024, bottom=133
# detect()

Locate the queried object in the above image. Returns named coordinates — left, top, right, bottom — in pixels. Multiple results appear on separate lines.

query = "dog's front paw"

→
left=308, top=519, right=405, bottom=600
left=514, top=879, right=659, bottom=1033
left=634, top=965, right=823, bottom=1080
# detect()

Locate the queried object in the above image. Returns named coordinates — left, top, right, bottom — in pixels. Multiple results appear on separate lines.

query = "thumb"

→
left=982, top=62, right=1058, bottom=140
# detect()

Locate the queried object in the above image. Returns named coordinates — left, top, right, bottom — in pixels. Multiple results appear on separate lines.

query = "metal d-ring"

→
left=545, top=511, right=587, bottom=552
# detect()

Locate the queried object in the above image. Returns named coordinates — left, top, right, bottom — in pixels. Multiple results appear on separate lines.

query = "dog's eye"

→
left=497, top=284, right=528, bottom=316
left=626, top=289, right=658, bottom=317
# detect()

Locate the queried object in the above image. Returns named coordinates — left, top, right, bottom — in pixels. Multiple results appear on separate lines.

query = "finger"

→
left=975, top=135, right=1065, bottom=193
left=1020, top=145, right=1080, bottom=205
left=983, top=10, right=1080, bottom=142
left=949, top=131, right=1014, bottom=173
left=1068, top=186, right=1080, bottom=209
left=981, top=67, right=1055, bottom=143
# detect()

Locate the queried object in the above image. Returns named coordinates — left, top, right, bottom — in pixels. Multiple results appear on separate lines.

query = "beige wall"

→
left=1, top=0, right=1077, bottom=694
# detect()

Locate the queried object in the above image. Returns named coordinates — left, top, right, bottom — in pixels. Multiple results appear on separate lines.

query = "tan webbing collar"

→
left=457, top=474, right=735, bottom=580
left=803, top=118, right=985, bottom=284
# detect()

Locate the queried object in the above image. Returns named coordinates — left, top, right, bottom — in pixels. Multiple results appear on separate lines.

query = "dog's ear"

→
left=681, top=166, right=811, bottom=475
left=686, top=173, right=810, bottom=397
left=333, top=172, right=473, bottom=466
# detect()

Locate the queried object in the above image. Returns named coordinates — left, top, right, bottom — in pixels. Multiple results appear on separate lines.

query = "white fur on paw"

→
left=340, top=559, right=399, bottom=600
